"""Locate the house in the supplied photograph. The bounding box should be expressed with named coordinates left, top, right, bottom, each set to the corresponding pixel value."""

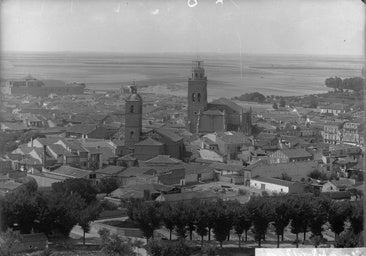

left=134, top=137, right=165, bottom=161
left=0, top=122, right=30, bottom=132
left=28, top=165, right=95, bottom=188
left=321, top=181, right=340, bottom=192
left=95, top=165, right=126, bottom=180
left=117, top=166, right=158, bottom=186
left=184, top=163, right=214, bottom=184
left=254, top=133, right=279, bottom=152
left=203, top=131, right=252, bottom=161
left=250, top=176, right=305, bottom=194
left=66, top=124, right=112, bottom=139
left=342, top=122, right=363, bottom=146
left=247, top=161, right=319, bottom=182
left=116, top=154, right=137, bottom=167
left=321, top=122, right=344, bottom=144
left=269, top=148, right=313, bottom=164
left=320, top=103, right=349, bottom=116
left=148, top=127, right=186, bottom=160
left=110, top=183, right=175, bottom=200
left=210, top=162, right=250, bottom=185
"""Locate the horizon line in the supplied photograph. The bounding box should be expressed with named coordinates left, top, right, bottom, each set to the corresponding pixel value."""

left=1, top=50, right=364, bottom=58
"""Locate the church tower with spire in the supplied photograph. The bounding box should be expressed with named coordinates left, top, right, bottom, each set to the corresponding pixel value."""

left=125, top=85, right=142, bottom=147
left=187, top=60, right=208, bottom=133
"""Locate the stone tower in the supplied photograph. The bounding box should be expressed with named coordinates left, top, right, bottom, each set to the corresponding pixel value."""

left=187, top=60, right=208, bottom=133
left=125, top=85, right=142, bottom=147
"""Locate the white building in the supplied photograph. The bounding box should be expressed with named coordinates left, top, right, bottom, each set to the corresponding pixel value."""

left=250, top=176, right=304, bottom=194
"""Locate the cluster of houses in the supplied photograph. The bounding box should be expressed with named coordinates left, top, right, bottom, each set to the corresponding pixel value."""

left=0, top=63, right=364, bottom=206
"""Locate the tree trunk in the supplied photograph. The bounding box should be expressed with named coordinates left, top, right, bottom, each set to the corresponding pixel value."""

left=296, top=233, right=299, bottom=248
left=277, top=234, right=280, bottom=248
left=245, top=230, right=248, bottom=242
left=263, top=233, right=265, bottom=241
left=201, top=235, right=204, bottom=248
left=238, top=234, right=242, bottom=248
left=169, top=229, right=172, bottom=240
left=83, top=230, right=86, bottom=245
left=220, top=241, right=223, bottom=248
left=227, top=233, right=230, bottom=241
left=303, top=231, right=306, bottom=244
left=190, top=230, right=193, bottom=240
left=208, top=228, right=211, bottom=241
left=335, top=232, right=339, bottom=242
left=281, top=232, right=284, bottom=242
left=258, top=237, right=261, bottom=248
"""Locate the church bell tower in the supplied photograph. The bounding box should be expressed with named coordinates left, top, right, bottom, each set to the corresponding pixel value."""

left=187, top=60, right=208, bottom=133
left=125, top=85, right=142, bottom=147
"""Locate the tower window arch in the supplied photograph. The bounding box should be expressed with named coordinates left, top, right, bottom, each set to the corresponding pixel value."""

left=130, top=130, right=134, bottom=138
left=192, top=93, right=195, bottom=102
left=197, top=93, right=201, bottom=102
left=130, top=105, right=134, bottom=113
left=195, top=73, right=198, bottom=78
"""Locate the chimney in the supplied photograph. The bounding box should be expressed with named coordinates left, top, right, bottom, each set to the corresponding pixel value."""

left=43, top=145, right=47, bottom=168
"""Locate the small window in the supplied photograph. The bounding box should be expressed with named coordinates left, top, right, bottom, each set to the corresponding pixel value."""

left=130, top=105, right=134, bottom=113
left=192, top=93, right=195, bottom=102
left=195, top=73, right=198, bottom=78
left=197, top=93, right=201, bottom=102
left=130, top=131, right=134, bottom=138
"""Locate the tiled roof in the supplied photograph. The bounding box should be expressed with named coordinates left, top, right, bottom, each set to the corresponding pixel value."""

left=51, top=165, right=92, bottom=179
left=251, top=176, right=295, bottom=187
left=48, top=144, right=70, bottom=156
left=216, top=131, right=251, bottom=144
left=248, top=161, right=318, bottom=181
left=155, top=128, right=183, bottom=142
left=67, top=124, right=97, bottom=134
left=134, top=137, right=164, bottom=146
left=34, top=137, right=62, bottom=146
left=202, top=109, right=224, bottom=116
left=209, top=98, right=244, bottom=113
left=0, top=122, right=29, bottom=131
left=118, top=154, right=137, bottom=161
left=96, top=165, right=126, bottom=175
left=145, top=155, right=182, bottom=165
left=280, top=148, right=312, bottom=158
left=210, top=162, right=245, bottom=172
left=118, top=167, right=157, bottom=177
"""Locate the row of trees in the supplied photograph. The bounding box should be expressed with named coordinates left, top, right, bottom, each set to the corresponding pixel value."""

left=325, top=76, right=364, bottom=92
left=0, top=178, right=119, bottom=245
left=127, top=194, right=363, bottom=248
left=233, top=92, right=266, bottom=103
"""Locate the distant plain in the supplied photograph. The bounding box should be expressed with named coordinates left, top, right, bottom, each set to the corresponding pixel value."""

left=1, top=52, right=363, bottom=99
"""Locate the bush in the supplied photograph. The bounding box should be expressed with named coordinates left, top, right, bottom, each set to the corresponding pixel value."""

left=238, top=189, right=248, bottom=196
left=146, top=240, right=191, bottom=256
left=100, top=199, right=118, bottom=211
left=335, top=230, right=363, bottom=248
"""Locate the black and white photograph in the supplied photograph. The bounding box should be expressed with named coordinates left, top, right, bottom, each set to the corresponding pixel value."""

left=0, top=0, right=364, bottom=255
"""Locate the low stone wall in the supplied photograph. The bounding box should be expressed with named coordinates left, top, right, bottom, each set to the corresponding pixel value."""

left=92, top=222, right=144, bottom=238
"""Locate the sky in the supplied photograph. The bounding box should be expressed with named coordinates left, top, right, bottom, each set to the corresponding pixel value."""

left=0, top=0, right=364, bottom=55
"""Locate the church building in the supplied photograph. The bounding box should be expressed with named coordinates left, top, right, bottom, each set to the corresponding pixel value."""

left=123, top=86, right=185, bottom=161
left=187, top=60, right=252, bottom=135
